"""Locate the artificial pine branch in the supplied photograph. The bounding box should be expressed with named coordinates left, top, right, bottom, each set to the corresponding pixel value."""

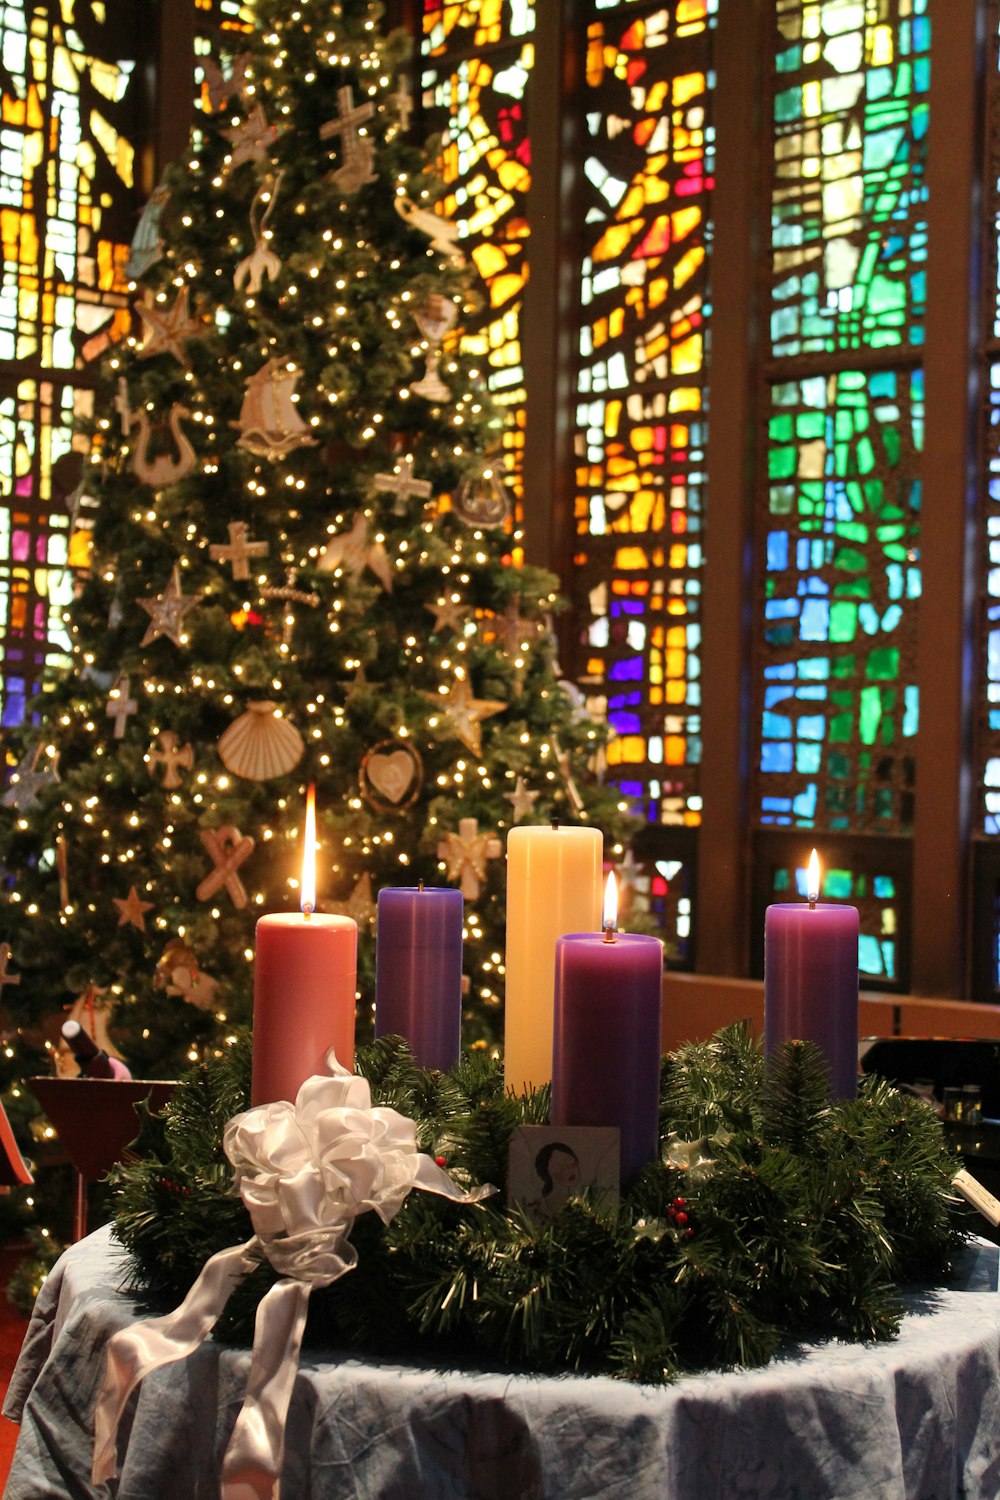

left=762, top=1038, right=832, bottom=1150
left=109, top=1028, right=969, bottom=1382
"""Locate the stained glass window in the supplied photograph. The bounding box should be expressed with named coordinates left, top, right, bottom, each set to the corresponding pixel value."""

left=421, top=1, right=535, bottom=514
left=0, top=1, right=139, bottom=724
left=568, top=2, right=716, bottom=966
left=757, top=367, right=921, bottom=832
left=981, top=7, right=1000, bottom=841
left=770, top=0, right=930, bottom=357
left=981, top=369, right=1000, bottom=838
left=754, top=0, right=929, bottom=986
left=571, top=4, right=716, bottom=830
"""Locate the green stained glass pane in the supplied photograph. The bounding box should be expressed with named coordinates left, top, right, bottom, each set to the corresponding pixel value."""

left=829, top=601, right=858, bottom=641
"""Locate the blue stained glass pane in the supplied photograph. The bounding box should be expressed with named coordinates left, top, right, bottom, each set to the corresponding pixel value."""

left=761, top=743, right=793, bottom=773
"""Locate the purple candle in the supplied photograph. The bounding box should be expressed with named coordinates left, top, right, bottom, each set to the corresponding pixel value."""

left=764, top=851, right=860, bottom=1098
left=552, top=878, right=664, bottom=1186
left=375, top=885, right=464, bottom=1071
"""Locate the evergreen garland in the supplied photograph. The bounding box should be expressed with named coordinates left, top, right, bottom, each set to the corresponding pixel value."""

left=109, top=1026, right=967, bottom=1384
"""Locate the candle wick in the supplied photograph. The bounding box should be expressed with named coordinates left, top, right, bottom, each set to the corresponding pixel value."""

left=303, top=904, right=314, bottom=922
left=808, top=897, right=816, bottom=911
left=418, top=879, right=424, bottom=892
left=603, top=921, right=616, bottom=944
left=551, top=817, right=559, bottom=831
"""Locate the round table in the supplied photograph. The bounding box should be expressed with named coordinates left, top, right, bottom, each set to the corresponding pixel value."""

left=4, top=1225, right=1000, bottom=1499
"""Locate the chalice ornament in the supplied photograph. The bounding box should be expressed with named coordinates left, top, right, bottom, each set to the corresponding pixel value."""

left=409, top=294, right=458, bottom=401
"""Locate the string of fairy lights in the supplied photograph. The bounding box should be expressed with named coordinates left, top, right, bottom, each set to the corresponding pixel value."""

left=0, top=2, right=626, bottom=1291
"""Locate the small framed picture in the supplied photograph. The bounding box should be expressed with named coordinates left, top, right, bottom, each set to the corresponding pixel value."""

left=507, top=1124, right=620, bottom=1221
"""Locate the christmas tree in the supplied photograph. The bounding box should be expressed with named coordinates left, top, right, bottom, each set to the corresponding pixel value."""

left=0, top=0, right=624, bottom=1096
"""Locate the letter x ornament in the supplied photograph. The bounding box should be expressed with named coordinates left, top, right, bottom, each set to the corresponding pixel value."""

left=196, top=826, right=255, bottom=909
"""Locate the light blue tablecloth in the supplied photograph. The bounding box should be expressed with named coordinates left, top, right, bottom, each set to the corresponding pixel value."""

left=3, top=1224, right=1000, bottom=1499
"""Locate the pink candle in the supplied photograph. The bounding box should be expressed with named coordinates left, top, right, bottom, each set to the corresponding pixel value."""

left=764, top=850, right=859, bottom=1099
left=552, top=876, right=664, bottom=1186
left=375, top=885, right=464, bottom=1071
left=251, top=788, right=358, bottom=1105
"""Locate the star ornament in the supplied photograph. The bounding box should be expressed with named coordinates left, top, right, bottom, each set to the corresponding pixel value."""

left=114, top=886, right=154, bottom=932
left=2, top=746, right=60, bottom=810
left=425, top=595, right=469, bottom=634
left=317, top=512, right=393, bottom=592
left=505, top=774, right=540, bottom=823
left=137, top=566, right=204, bottom=647
left=222, top=104, right=280, bottom=170
left=319, top=871, right=376, bottom=929
left=136, top=287, right=207, bottom=369
left=426, top=676, right=506, bottom=758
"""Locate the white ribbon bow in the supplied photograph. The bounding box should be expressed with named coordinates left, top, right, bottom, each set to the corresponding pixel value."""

left=92, top=1056, right=494, bottom=1499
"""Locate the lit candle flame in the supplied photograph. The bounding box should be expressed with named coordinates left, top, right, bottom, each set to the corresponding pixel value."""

left=603, top=870, right=618, bottom=934
left=807, top=848, right=820, bottom=906
left=301, top=784, right=317, bottom=918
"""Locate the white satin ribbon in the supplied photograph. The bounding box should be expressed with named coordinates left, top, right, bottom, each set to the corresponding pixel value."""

left=92, top=1055, right=494, bottom=1498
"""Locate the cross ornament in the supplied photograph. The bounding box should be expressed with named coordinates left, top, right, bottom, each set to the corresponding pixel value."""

left=392, top=76, right=413, bottom=133
left=437, top=817, right=502, bottom=901
left=196, top=825, right=255, bottom=909
left=210, top=520, right=269, bottom=581
left=0, top=943, right=20, bottom=994
left=107, top=676, right=139, bottom=739
left=147, top=731, right=194, bottom=789
left=320, top=84, right=374, bottom=142
left=373, top=454, right=432, bottom=514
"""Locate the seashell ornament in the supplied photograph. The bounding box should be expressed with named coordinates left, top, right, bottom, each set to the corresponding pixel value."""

left=217, top=701, right=304, bottom=781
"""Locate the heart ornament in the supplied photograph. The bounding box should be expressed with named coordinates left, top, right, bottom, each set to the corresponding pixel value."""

left=360, top=739, right=423, bottom=813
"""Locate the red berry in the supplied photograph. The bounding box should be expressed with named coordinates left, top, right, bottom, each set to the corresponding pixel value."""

left=435, top=1155, right=447, bottom=1167
left=674, top=1197, right=686, bottom=1210
left=675, top=1211, right=688, bottom=1226
left=685, top=1227, right=694, bottom=1240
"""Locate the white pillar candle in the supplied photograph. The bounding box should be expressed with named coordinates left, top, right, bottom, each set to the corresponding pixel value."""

left=504, top=823, right=603, bottom=1094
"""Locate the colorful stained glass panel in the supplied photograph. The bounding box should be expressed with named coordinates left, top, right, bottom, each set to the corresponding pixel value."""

left=572, top=5, right=715, bottom=827
left=771, top=0, right=930, bottom=357
left=981, top=365, right=1000, bottom=835
left=421, top=18, right=534, bottom=514
left=756, top=367, right=922, bottom=832
left=423, top=1, right=535, bottom=54
left=980, top=9, right=1000, bottom=838
left=0, top=1, right=137, bottom=721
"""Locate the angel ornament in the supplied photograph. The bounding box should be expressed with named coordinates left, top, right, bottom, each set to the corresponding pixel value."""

left=409, top=294, right=458, bottom=402
left=234, top=173, right=283, bottom=295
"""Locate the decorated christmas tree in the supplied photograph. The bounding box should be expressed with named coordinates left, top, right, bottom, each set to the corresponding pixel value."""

left=0, top=0, right=624, bottom=1096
